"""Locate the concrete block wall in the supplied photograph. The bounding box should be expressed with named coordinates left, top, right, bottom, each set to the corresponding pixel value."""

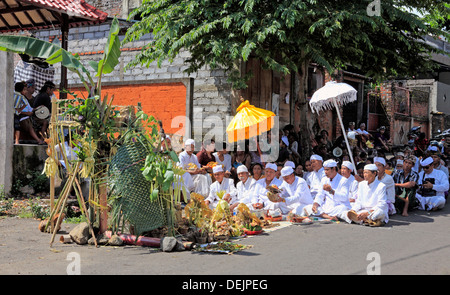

left=33, top=20, right=235, bottom=142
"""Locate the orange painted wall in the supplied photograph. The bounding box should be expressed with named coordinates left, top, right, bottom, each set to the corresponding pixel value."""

left=67, top=82, right=187, bottom=135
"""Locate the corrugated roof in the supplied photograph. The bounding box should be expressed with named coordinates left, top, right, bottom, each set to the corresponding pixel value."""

left=0, top=0, right=108, bottom=33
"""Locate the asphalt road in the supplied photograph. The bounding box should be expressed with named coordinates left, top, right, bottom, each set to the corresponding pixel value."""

left=1, top=203, right=449, bottom=277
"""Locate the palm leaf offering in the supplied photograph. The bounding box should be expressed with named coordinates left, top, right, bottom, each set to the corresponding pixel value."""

left=193, top=241, right=253, bottom=254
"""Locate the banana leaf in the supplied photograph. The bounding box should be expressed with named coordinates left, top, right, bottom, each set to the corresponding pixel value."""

left=96, top=17, right=121, bottom=77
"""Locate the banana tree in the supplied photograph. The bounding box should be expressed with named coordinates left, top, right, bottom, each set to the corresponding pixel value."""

left=0, top=18, right=122, bottom=233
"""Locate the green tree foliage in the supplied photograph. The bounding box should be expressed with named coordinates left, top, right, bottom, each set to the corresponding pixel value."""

left=123, top=0, right=449, bottom=88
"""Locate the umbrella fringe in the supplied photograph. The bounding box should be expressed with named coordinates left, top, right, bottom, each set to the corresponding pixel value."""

left=310, top=92, right=356, bottom=114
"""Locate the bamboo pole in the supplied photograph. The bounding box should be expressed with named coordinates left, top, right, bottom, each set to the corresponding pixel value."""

left=74, top=177, right=98, bottom=247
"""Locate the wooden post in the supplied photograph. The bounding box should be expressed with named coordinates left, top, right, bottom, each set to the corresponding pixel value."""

left=60, top=14, right=68, bottom=100
left=99, top=182, right=108, bottom=233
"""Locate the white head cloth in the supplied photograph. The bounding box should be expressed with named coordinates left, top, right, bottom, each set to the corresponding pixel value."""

left=310, top=154, right=323, bottom=162
left=185, top=138, right=195, bottom=146
left=213, top=165, right=224, bottom=173
left=265, top=163, right=277, bottom=171
left=420, top=157, right=433, bottom=167
left=342, top=161, right=354, bottom=172
left=374, top=157, right=386, bottom=166
left=281, top=166, right=294, bottom=177
left=364, top=164, right=378, bottom=171
left=284, top=161, right=295, bottom=168
left=323, top=159, right=338, bottom=168
left=237, top=165, right=248, bottom=174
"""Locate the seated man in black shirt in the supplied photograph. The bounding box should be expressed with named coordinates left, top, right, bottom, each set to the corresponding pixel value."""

left=392, top=155, right=419, bottom=216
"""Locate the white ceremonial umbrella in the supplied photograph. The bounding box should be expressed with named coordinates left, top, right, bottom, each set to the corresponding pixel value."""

left=309, top=81, right=358, bottom=168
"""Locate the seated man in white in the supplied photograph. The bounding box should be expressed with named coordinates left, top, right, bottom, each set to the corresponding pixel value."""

left=178, top=138, right=211, bottom=197
left=374, top=157, right=396, bottom=215
left=272, top=166, right=313, bottom=215
left=306, top=154, right=325, bottom=199
left=416, top=157, right=449, bottom=211
left=302, top=159, right=350, bottom=220
left=343, top=164, right=389, bottom=226
left=252, top=163, right=283, bottom=211
left=232, top=165, right=258, bottom=212
left=340, top=161, right=359, bottom=204
left=205, top=165, right=237, bottom=210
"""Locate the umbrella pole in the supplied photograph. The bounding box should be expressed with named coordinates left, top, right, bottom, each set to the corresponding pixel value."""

left=332, top=98, right=356, bottom=168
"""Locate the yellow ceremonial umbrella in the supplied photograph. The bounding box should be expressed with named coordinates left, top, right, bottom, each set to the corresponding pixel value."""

left=226, top=98, right=276, bottom=143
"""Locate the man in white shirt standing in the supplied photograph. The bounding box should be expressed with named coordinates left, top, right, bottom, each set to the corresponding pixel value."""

left=343, top=164, right=389, bottom=226
left=302, top=160, right=350, bottom=220
left=232, top=165, right=258, bottom=211
left=306, top=154, right=325, bottom=199
left=416, top=157, right=449, bottom=211
left=205, top=165, right=237, bottom=210
left=374, top=156, right=396, bottom=215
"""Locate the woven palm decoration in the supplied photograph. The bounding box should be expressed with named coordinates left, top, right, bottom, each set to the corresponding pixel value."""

left=108, top=140, right=167, bottom=237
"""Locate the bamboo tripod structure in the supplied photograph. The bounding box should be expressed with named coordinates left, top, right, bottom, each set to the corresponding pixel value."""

left=46, top=96, right=98, bottom=247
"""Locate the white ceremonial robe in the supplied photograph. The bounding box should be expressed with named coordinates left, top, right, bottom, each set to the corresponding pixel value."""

left=205, top=178, right=237, bottom=209
left=344, top=174, right=359, bottom=203
left=303, top=173, right=350, bottom=218
left=253, top=177, right=283, bottom=207
left=344, top=178, right=389, bottom=224
left=379, top=173, right=396, bottom=214
left=178, top=150, right=211, bottom=197
left=235, top=177, right=258, bottom=210
left=416, top=169, right=449, bottom=211
left=307, top=168, right=325, bottom=199
left=271, top=176, right=313, bottom=215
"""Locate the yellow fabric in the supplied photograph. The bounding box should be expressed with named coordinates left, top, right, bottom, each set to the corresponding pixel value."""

left=226, top=100, right=275, bottom=142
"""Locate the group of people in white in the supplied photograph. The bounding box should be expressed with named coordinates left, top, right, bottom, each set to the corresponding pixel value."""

left=176, top=138, right=449, bottom=227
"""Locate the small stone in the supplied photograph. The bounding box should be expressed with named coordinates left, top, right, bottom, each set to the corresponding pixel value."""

left=107, top=235, right=124, bottom=246
left=69, top=222, right=90, bottom=245
left=160, top=236, right=177, bottom=252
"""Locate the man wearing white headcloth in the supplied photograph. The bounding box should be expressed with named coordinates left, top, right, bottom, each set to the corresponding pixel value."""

left=343, top=164, right=389, bottom=226
left=232, top=165, right=258, bottom=211
left=302, top=160, right=350, bottom=220
left=340, top=161, right=360, bottom=204
left=178, top=139, right=211, bottom=197
left=284, top=160, right=296, bottom=169
left=374, top=156, right=396, bottom=215
left=205, top=165, right=237, bottom=209
left=265, top=166, right=313, bottom=215
left=253, top=163, right=283, bottom=211
left=415, top=157, right=448, bottom=211
left=306, top=154, right=325, bottom=199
